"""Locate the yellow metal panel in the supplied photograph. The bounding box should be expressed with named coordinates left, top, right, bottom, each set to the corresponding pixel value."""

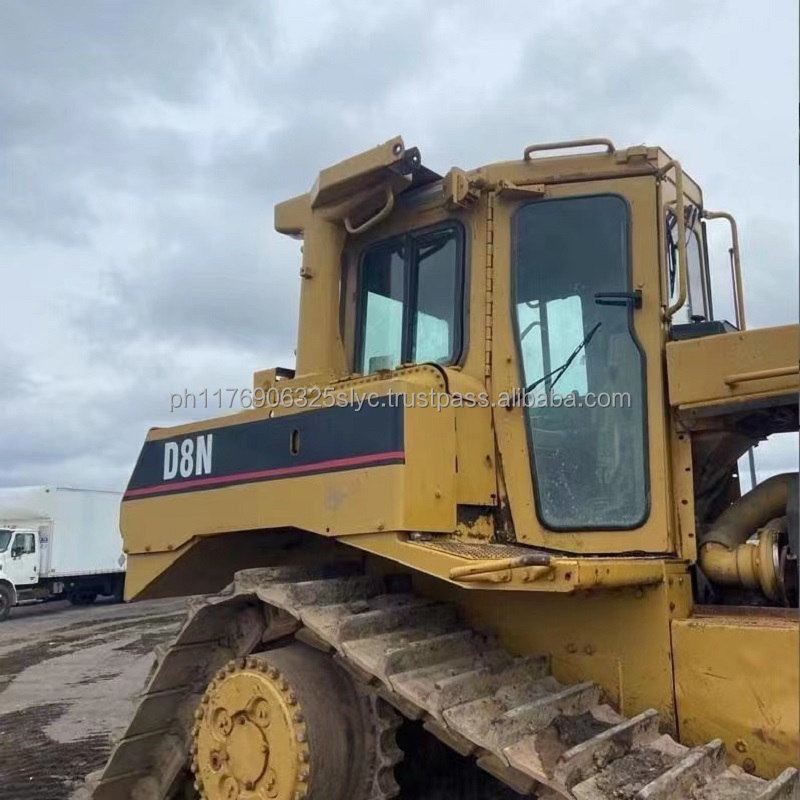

left=274, top=192, right=310, bottom=236
left=447, top=370, right=498, bottom=508
left=670, top=426, right=698, bottom=563
left=294, top=215, right=348, bottom=377
left=673, top=611, right=800, bottom=778
left=401, top=401, right=457, bottom=533
left=122, top=371, right=464, bottom=558
left=122, top=464, right=407, bottom=554
left=124, top=547, right=185, bottom=600
left=309, top=135, right=405, bottom=209
left=667, top=325, right=799, bottom=409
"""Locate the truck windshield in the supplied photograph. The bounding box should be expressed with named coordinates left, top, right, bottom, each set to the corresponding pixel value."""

left=512, top=195, right=649, bottom=530
left=0, top=529, right=11, bottom=552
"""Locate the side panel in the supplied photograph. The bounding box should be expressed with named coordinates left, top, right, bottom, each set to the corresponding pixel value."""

left=122, top=374, right=464, bottom=597
left=666, top=325, right=800, bottom=409
left=51, top=489, right=124, bottom=576
left=673, top=612, right=800, bottom=778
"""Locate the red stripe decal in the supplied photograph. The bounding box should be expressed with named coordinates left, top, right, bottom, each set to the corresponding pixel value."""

left=123, top=450, right=405, bottom=500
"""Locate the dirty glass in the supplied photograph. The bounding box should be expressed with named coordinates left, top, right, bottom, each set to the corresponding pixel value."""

left=513, top=195, right=649, bottom=530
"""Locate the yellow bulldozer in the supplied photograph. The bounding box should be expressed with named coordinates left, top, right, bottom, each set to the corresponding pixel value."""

left=91, top=137, right=799, bottom=800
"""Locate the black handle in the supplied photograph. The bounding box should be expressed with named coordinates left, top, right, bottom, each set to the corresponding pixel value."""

left=594, top=290, right=642, bottom=309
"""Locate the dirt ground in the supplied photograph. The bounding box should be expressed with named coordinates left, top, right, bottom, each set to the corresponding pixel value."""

left=0, top=598, right=519, bottom=800
left=0, top=597, right=186, bottom=800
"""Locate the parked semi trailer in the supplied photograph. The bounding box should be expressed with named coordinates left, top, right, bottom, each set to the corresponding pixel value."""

left=0, top=486, right=126, bottom=620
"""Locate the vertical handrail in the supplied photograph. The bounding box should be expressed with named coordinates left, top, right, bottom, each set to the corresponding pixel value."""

left=703, top=210, right=746, bottom=330
left=660, top=160, right=688, bottom=318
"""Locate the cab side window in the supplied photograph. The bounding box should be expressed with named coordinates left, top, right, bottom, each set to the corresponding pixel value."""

left=357, top=223, right=464, bottom=374
left=13, top=532, right=36, bottom=555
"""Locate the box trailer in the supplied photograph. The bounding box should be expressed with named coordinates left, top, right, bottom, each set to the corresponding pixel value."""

left=0, top=486, right=126, bottom=620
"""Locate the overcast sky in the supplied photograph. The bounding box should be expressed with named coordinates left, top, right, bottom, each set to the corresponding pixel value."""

left=1, top=0, right=797, bottom=491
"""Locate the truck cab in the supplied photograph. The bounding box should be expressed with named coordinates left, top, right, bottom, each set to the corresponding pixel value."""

left=0, top=526, right=39, bottom=617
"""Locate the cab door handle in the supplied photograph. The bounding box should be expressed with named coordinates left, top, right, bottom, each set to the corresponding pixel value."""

left=594, top=290, right=642, bottom=309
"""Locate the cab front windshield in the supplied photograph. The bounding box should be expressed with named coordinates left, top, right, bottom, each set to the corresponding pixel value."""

left=0, top=529, right=11, bottom=553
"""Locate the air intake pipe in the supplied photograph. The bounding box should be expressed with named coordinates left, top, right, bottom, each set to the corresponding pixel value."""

left=698, top=473, right=798, bottom=603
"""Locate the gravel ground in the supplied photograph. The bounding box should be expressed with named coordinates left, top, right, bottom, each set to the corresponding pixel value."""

left=0, top=597, right=186, bottom=800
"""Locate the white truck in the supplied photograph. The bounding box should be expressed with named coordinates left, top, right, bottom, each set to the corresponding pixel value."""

left=0, top=486, right=126, bottom=621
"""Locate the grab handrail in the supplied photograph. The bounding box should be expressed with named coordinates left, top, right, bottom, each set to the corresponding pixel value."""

left=523, top=138, right=615, bottom=160
left=660, top=160, right=689, bottom=319
left=703, top=210, right=746, bottom=330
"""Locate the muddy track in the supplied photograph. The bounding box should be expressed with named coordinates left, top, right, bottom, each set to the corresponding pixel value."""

left=91, top=566, right=800, bottom=800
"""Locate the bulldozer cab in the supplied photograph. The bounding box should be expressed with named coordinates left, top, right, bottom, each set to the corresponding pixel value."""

left=275, top=137, right=744, bottom=557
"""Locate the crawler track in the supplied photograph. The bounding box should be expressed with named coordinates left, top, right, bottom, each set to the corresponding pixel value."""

left=91, top=565, right=800, bottom=800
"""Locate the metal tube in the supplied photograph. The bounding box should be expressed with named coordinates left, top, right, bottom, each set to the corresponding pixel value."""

left=748, top=448, right=757, bottom=493
left=724, top=365, right=800, bottom=386
left=700, top=473, right=796, bottom=551
left=728, top=248, right=740, bottom=328
left=703, top=210, right=746, bottom=329
left=449, top=553, right=552, bottom=581
left=661, top=160, right=688, bottom=318
left=523, top=138, right=615, bottom=160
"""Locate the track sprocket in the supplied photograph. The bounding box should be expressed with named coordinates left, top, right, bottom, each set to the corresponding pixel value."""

left=191, top=643, right=400, bottom=800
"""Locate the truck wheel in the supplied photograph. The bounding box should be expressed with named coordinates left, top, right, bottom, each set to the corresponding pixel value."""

left=69, top=591, right=98, bottom=606
left=0, top=585, right=12, bottom=621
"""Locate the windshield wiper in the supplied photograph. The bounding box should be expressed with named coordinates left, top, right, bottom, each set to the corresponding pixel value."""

left=524, top=321, right=602, bottom=396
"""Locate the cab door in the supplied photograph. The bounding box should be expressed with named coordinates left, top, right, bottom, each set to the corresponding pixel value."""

left=7, top=532, right=39, bottom=586
left=491, top=175, right=674, bottom=554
